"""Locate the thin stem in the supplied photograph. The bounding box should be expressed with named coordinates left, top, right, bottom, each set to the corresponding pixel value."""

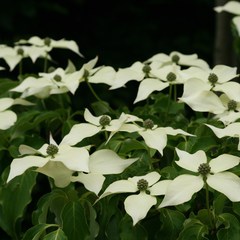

left=18, top=59, right=23, bottom=78
left=44, top=53, right=48, bottom=72
left=86, top=80, right=102, bottom=102
left=204, top=178, right=214, bottom=229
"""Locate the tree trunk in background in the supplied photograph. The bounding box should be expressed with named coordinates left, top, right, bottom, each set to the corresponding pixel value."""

left=214, top=0, right=237, bottom=66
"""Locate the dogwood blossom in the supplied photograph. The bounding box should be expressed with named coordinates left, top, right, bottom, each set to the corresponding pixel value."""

left=61, top=108, right=142, bottom=146
left=159, top=148, right=240, bottom=208
left=7, top=135, right=90, bottom=187
left=0, top=98, right=33, bottom=130
left=98, top=172, right=171, bottom=225
left=16, top=36, right=84, bottom=57
left=0, top=44, right=50, bottom=71
left=145, top=51, right=209, bottom=69
left=115, top=118, right=194, bottom=154
left=71, top=149, right=138, bottom=195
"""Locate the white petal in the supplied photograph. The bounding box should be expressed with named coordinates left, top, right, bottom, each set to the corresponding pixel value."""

left=175, top=148, right=207, bottom=172
left=84, top=108, right=102, bottom=125
left=210, top=154, right=240, bottom=173
left=61, top=123, right=101, bottom=146
left=0, top=98, right=14, bottom=111
left=212, top=65, right=238, bottom=83
left=214, top=1, right=240, bottom=15
left=149, top=180, right=172, bottom=196
left=89, top=66, right=116, bottom=85
left=159, top=175, right=203, bottom=208
left=205, top=123, right=240, bottom=138
left=7, top=156, right=47, bottom=182
left=139, top=128, right=167, bottom=155
left=71, top=172, right=105, bottom=195
left=164, top=126, right=194, bottom=136
left=37, top=161, right=73, bottom=188
left=89, top=149, right=138, bottom=174
left=134, top=78, right=169, bottom=103
left=99, top=180, right=137, bottom=199
left=124, top=192, right=157, bottom=225
left=0, top=111, right=17, bottom=129
left=214, top=82, right=240, bottom=102
left=207, top=172, right=240, bottom=201
left=54, top=145, right=89, bottom=172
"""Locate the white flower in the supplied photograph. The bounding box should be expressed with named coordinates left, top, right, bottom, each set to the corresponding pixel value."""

left=7, top=134, right=89, bottom=187
left=16, top=36, right=83, bottom=57
left=62, top=108, right=142, bottom=146
left=0, top=45, right=50, bottom=71
left=98, top=172, right=171, bottom=225
left=71, top=149, right=138, bottom=195
left=10, top=63, right=83, bottom=98
left=116, top=119, right=194, bottom=155
left=134, top=63, right=188, bottom=103
left=159, top=148, right=240, bottom=208
left=145, top=51, right=209, bottom=69
left=0, top=98, right=33, bottom=130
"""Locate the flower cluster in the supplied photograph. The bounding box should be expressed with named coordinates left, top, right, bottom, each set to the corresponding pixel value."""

left=1, top=6, right=240, bottom=238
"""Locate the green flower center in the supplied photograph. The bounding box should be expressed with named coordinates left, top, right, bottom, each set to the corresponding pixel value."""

left=48, top=66, right=56, bottom=73
left=143, top=119, right=154, bottom=129
left=228, top=100, right=237, bottom=111
left=208, top=73, right=218, bottom=86
left=142, top=64, right=151, bottom=74
left=137, top=179, right=148, bottom=191
left=99, top=115, right=111, bottom=126
left=17, top=48, right=24, bottom=56
left=166, top=72, right=177, bottom=82
left=44, top=37, right=51, bottom=46
left=198, top=163, right=211, bottom=176
left=46, top=144, right=59, bottom=157
left=171, top=54, right=180, bottom=64
left=53, top=74, right=62, bottom=82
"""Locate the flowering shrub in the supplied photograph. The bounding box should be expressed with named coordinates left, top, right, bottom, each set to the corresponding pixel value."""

left=1, top=3, right=240, bottom=239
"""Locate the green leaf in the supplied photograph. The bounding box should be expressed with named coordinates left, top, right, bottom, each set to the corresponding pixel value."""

left=156, top=208, right=185, bottom=240
left=22, top=224, right=58, bottom=240
left=61, top=201, right=90, bottom=240
left=0, top=169, right=37, bottom=239
left=178, top=219, right=209, bottom=240
left=42, top=228, right=68, bottom=240
left=217, top=213, right=240, bottom=240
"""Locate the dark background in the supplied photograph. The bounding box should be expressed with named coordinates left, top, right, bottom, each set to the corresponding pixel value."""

left=0, top=0, right=215, bottom=68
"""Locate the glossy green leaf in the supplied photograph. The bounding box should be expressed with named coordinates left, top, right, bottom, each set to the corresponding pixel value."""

left=42, top=228, right=68, bottom=240
left=217, top=213, right=240, bottom=240
left=0, top=169, right=37, bottom=239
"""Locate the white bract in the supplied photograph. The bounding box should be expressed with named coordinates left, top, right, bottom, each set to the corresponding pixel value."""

left=0, top=98, right=33, bottom=130
left=7, top=135, right=90, bottom=187
left=205, top=123, right=240, bottom=150
left=71, top=149, right=138, bottom=195
left=98, top=172, right=171, bottom=225
left=215, top=1, right=240, bottom=36
left=159, top=148, right=240, bottom=208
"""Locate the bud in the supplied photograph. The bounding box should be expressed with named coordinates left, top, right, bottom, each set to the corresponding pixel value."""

left=17, top=48, right=24, bottom=56
left=137, top=179, right=148, bottom=191
left=44, top=37, right=51, bottom=46
left=53, top=74, right=62, bottom=82
left=48, top=66, right=56, bottom=73
left=228, top=100, right=237, bottom=111
left=99, top=115, right=111, bottom=126
left=208, top=73, right=218, bottom=86
left=142, top=64, right=151, bottom=74
left=171, top=54, right=180, bottom=64
left=198, top=163, right=211, bottom=176
left=143, top=119, right=154, bottom=129
left=166, top=72, right=177, bottom=82
left=46, top=144, right=59, bottom=157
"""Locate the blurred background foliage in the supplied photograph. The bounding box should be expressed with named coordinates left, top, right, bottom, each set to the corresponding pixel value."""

left=0, top=0, right=215, bottom=68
